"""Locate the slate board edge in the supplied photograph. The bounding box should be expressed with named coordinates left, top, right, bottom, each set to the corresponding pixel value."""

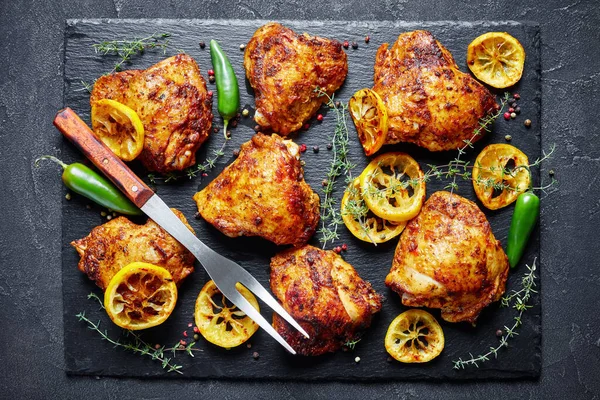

left=61, top=19, right=542, bottom=381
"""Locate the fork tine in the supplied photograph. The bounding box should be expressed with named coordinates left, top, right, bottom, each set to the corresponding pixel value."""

left=235, top=268, right=310, bottom=339
left=227, top=290, right=297, bottom=354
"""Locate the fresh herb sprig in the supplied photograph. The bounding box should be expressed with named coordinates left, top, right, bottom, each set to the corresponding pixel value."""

left=93, top=33, right=171, bottom=73
left=77, top=292, right=200, bottom=374
left=344, top=338, right=361, bottom=350
left=315, top=87, right=355, bottom=247
left=452, top=258, right=538, bottom=369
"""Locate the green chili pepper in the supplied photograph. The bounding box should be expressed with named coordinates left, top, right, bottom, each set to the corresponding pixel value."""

left=35, top=155, right=141, bottom=216
left=209, top=39, right=239, bottom=139
left=506, top=191, right=540, bottom=268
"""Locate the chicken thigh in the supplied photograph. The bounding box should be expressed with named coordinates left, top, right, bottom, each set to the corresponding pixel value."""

left=385, top=191, right=509, bottom=323
left=244, top=23, right=348, bottom=135
left=271, top=245, right=382, bottom=356
left=374, top=30, right=499, bottom=151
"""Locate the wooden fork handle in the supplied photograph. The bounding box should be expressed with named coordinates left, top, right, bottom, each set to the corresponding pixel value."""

left=53, top=107, right=154, bottom=208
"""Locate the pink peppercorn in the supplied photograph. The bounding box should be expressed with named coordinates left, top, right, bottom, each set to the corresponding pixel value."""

left=299, top=144, right=307, bottom=152
left=183, top=331, right=188, bottom=337
left=503, top=112, right=511, bottom=120
left=180, top=339, right=187, bottom=345
left=513, top=93, right=520, bottom=100
left=343, top=40, right=349, bottom=49
left=193, top=326, right=200, bottom=333
left=208, top=90, right=213, bottom=97
left=303, top=123, right=310, bottom=130
left=508, top=107, right=515, bottom=113
left=317, top=114, right=323, bottom=121
left=207, top=69, right=214, bottom=76
left=341, top=243, right=348, bottom=251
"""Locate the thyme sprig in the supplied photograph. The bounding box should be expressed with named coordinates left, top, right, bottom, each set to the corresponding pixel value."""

left=315, top=87, right=355, bottom=247
left=147, top=137, right=230, bottom=184
left=452, top=258, right=538, bottom=369
left=93, top=32, right=171, bottom=73
left=344, top=338, right=361, bottom=350
left=78, top=292, right=200, bottom=374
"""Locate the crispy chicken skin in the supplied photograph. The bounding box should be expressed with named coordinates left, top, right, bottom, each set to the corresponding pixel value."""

left=385, top=191, right=509, bottom=323
left=244, top=23, right=348, bottom=135
left=90, top=54, right=213, bottom=173
left=193, top=133, right=319, bottom=247
left=71, top=209, right=195, bottom=290
left=374, top=30, right=499, bottom=151
left=270, top=245, right=382, bottom=356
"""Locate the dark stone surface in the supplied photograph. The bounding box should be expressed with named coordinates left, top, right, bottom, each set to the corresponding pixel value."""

left=1, top=0, right=599, bottom=398
left=62, top=19, right=541, bottom=381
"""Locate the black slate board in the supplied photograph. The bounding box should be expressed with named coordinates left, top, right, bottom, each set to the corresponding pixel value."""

left=62, top=19, right=541, bottom=380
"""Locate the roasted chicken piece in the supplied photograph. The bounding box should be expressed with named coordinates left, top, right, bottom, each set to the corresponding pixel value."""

left=244, top=23, right=348, bottom=135
left=193, top=133, right=319, bottom=247
left=271, top=245, right=382, bottom=356
left=71, top=209, right=195, bottom=290
left=91, top=54, right=213, bottom=173
left=385, top=191, right=509, bottom=323
left=374, top=30, right=499, bottom=151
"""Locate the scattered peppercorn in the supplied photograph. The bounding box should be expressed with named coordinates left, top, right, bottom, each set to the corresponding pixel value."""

left=510, top=112, right=517, bottom=119
left=524, top=119, right=532, bottom=127
left=351, top=41, right=358, bottom=49
left=327, top=143, right=333, bottom=150
left=65, top=193, right=72, bottom=200
left=247, top=343, right=252, bottom=349
left=303, top=123, right=310, bottom=130
left=155, top=344, right=161, bottom=350
left=207, top=90, right=213, bottom=97
left=183, top=330, right=188, bottom=337
left=513, top=93, right=520, bottom=100
left=508, top=97, right=515, bottom=104
left=207, top=69, right=215, bottom=76
left=242, top=108, right=249, bottom=117
left=511, top=102, right=518, bottom=109
left=549, top=169, right=555, bottom=176
left=193, top=334, right=199, bottom=341
left=503, top=112, right=511, bottom=120
left=199, top=41, right=205, bottom=49
left=343, top=40, right=349, bottom=49
left=341, top=243, right=348, bottom=251
left=194, top=212, right=201, bottom=220
left=231, top=120, right=238, bottom=128
left=299, top=144, right=307, bottom=152
left=252, top=351, right=260, bottom=360
left=213, top=127, right=219, bottom=133
left=496, top=329, right=503, bottom=337
left=508, top=107, right=515, bottom=113
left=193, top=326, right=200, bottom=333
left=101, top=211, right=107, bottom=217
left=505, top=135, right=512, bottom=141
left=233, top=149, right=240, bottom=157
left=254, top=125, right=260, bottom=132
left=106, top=215, right=112, bottom=220
left=334, top=246, right=342, bottom=253
left=335, top=101, right=341, bottom=108
left=240, top=43, right=246, bottom=51
left=322, top=179, right=328, bottom=186
left=316, top=113, right=323, bottom=122
left=180, top=339, right=187, bottom=346
left=515, top=106, right=521, bottom=114
left=365, top=35, right=370, bottom=43
left=202, top=172, right=208, bottom=177
left=313, top=146, right=319, bottom=153
left=354, top=356, right=361, bottom=363
left=208, top=75, right=215, bottom=83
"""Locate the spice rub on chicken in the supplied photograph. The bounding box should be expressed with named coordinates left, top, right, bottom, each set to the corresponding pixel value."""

left=244, top=23, right=348, bottom=135
left=385, top=191, right=509, bottom=324
left=71, top=209, right=195, bottom=290
left=373, top=30, right=499, bottom=151
left=270, top=245, right=382, bottom=356
left=193, top=133, right=320, bottom=247
left=90, top=54, right=213, bottom=173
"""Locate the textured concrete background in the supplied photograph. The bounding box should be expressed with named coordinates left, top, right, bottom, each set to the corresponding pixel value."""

left=1, top=0, right=598, bottom=399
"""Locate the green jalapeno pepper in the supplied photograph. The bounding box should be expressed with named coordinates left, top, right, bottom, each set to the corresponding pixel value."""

left=506, top=191, right=540, bottom=268
left=209, top=39, right=239, bottom=138
left=35, top=155, right=141, bottom=215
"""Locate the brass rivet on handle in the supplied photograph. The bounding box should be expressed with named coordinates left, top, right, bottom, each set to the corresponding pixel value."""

left=102, top=158, right=109, bottom=165
left=132, top=185, right=138, bottom=192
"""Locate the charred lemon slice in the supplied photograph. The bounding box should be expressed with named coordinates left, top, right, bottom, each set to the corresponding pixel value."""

left=349, top=88, right=388, bottom=156
left=360, top=152, right=426, bottom=222
left=194, top=280, right=259, bottom=349
left=341, top=177, right=406, bottom=244
left=385, top=309, right=445, bottom=363
left=467, top=32, right=526, bottom=88
left=91, top=99, right=144, bottom=161
left=104, top=262, right=178, bottom=330
left=473, top=143, right=530, bottom=210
